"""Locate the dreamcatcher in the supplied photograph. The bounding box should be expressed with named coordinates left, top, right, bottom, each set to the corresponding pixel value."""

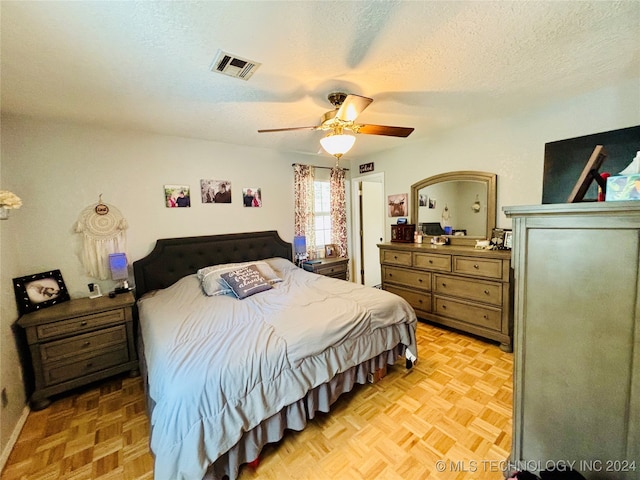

left=75, top=195, right=128, bottom=279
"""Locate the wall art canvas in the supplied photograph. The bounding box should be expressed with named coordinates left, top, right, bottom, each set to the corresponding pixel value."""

left=201, top=180, right=232, bottom=204
left=165, top=185, right=191, bottom=208
left=387, top=193, right=408, bottom=217
left=243, top=187, right=262, bottom=207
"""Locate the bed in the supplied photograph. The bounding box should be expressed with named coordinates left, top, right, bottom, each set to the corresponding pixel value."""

left=133, top=230, right=418, bottom=480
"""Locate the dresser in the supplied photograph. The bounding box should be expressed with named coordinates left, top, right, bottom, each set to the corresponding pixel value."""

left=504, top=202, right=640, bottom=479
left=17, top=292, right=139, bottom=410
left=379, top=242, right=513, bottom=351
left=303, top=257, right=349, bottom=280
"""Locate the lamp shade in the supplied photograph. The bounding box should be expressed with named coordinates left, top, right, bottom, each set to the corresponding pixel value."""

left=320, top=133, right=356, bottom=157
left=293, top=236, right=307, bottom=255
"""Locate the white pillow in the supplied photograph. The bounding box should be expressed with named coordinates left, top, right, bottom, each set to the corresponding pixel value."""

left=197, top=260, right=282, bottom=296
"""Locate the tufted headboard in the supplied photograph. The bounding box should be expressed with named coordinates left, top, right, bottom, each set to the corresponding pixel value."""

left=132, top=230, right=292, bottom=299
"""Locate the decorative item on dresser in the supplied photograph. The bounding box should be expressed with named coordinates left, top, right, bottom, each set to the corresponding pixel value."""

left=302, top=256, right=349, bottom=280
left=16, top=292, right=138, bottom=410
left=504, top=201, right=640, bottom=479
left=379, top=242, right=513, bottom=351
left=391, top=223, right=416, bottom=243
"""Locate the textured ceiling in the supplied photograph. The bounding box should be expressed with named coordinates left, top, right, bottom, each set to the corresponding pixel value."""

left=1, top=1, right=639, bottom=160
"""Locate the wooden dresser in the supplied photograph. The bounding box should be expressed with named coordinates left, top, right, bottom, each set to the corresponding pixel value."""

left=303, top=257, right=349, bottom=280
left=379, top=242, right=513, bottom=351
left=17, top=292, right=139, bottom=410
left=504, top=202, right=640, bottom=479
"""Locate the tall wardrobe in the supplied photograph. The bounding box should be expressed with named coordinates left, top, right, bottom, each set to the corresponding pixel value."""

left=504, top=202, right=639, bottom=479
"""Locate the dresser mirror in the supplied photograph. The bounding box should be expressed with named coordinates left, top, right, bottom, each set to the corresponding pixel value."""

left=411, top=171, right=497, bottom=246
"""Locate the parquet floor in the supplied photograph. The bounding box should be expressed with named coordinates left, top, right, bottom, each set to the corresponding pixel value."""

left=2, top=321, right=513, bottom=480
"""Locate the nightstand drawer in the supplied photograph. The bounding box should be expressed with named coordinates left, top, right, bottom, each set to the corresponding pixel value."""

left=383, top=266, right=431, bottom=291
left=453, top=256, right=503, bottom=279
left=40, top=326, right=127, bottom=363
left=433, top=274, right=502, bottom=306
left=36, top=309, right=125, bottom=340
left=413, top=252, right=451, bottom=272
left=43, top=347, right=130, bottom=386
left=315, top=262, right=347, bottom=277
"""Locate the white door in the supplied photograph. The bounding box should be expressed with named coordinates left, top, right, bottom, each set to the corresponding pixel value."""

left=351, top=173, right=385, bottom=286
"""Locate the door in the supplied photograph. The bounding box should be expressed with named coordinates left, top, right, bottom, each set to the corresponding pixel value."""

left=352, top=173, right=385, bottom=286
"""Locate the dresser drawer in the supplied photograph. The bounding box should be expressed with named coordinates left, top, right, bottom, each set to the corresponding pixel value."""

left=413, top=252, right=451, bottom=272
left=384, top=285, right=431, bottom=313
left=383, top=267, right=431, bottom=290
left=39, top=326, right=127, bottom=364
left=433, top=296, right=501, bottom=330
left=36, top=308, right=125, bottom=340
left=433, top=274, right=502, bottom=306
left=380, top=249, right=412, bottom=266
left=43, top=347, right=130, bottom=386
left=453, top=256, right=504, bottom=280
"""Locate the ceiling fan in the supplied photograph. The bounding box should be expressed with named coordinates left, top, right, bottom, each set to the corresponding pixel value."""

left=258, top=92, right=414, bottom=161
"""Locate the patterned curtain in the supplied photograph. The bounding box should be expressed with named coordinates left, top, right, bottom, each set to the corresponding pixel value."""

left=330, top=167, right=348, bottom=258
left=293, top=164, right=316, bottom=258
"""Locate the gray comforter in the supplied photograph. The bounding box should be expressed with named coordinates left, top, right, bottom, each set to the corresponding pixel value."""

left=137, top=257, right=417, bottom=480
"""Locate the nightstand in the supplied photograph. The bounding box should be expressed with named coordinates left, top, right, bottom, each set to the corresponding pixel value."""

left=303, top=257, right=349, bottom=280
left=16, top=292, right=139, bottom=410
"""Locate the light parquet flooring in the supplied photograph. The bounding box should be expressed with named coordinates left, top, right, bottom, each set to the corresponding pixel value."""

left=2, top=322, right=513, bottom=480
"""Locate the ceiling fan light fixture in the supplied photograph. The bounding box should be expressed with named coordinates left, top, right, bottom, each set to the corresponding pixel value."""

left=320, top=132, right=356, bottom=158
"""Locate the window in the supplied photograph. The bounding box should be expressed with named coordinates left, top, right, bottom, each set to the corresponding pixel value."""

left=314, top=180, right=331, bottom=246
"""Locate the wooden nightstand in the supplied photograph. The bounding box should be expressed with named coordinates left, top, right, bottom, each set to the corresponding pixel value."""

left=303, top=257, right=349, bottom=280
left=16, top=292, right=139, bottom=410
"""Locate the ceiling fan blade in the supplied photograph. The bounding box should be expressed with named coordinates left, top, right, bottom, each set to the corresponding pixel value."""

left=335, top=94, right=373, bottom=122
left=357, top=124, right=414, bottom=137
left=258, top=126, right=318, bottom=133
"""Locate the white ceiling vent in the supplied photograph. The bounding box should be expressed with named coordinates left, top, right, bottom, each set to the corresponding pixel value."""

left=210, top=50, right=261, bottom=81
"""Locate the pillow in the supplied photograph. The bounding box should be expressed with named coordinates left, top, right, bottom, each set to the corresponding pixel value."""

left=198, top=261, right=282, bottom=296
left=219, top=265, right=273, bottom=299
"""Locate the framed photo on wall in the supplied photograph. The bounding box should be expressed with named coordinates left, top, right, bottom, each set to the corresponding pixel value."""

left=13, top=269, right=70, bottom=315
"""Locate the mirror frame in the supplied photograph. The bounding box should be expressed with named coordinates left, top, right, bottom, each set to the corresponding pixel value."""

left=411, top=171, right=497, bottom=246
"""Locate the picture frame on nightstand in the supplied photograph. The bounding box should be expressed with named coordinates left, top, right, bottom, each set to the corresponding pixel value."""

left=324, top=244, right=338, bottom=258
left=13, top=269, right=70, bottom=315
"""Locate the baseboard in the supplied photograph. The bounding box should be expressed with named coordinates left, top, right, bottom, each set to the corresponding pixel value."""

left=0, top=405, right=30, bottom=474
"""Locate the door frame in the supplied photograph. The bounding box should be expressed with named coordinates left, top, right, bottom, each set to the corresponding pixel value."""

left=350, top=172, right=385, bottom=285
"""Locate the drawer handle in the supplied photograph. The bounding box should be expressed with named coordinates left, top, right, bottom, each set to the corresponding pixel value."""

left=393, top=255, right=398, bottom=260
left=474, top=264, right=479, bottom=269
left=80, top=321, right=88, bottom=326
left=83, top=341, right=91, bottom=347
left=441, top=282, right=446, bottom=287
left=428, top=260, right=433, bottom=264
left=484, top=290, right=490, bottom=295
left=441, top=305, right=447, bottom=309
left=418, top=278, right=422, bottom=283
left=86, top=362, right=93, bottom=369
left=388, top=273, right=393, bottom=277
left=483, top=314, right=488, bottom=319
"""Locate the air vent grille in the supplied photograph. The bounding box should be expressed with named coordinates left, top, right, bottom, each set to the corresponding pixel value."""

left=210, top=50, right=261, bottom=81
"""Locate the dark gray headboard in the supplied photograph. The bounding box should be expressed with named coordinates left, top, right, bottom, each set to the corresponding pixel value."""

left=133, top=230, right=292, bottom=298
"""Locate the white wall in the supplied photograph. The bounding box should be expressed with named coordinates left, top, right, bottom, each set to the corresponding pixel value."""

left=0, top=116, right=333, bottom=458
left=357, top=79, right=640, bottom=236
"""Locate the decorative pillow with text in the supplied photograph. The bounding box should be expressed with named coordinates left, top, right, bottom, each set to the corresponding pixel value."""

left=219, top=265, right=273, bottom=300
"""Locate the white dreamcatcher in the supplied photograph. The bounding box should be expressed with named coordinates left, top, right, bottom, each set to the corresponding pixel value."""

left=75, top=195, right=128, bottom=279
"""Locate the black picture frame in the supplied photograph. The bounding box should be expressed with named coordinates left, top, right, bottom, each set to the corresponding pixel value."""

left=13, top=269, right=70, bottom=315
